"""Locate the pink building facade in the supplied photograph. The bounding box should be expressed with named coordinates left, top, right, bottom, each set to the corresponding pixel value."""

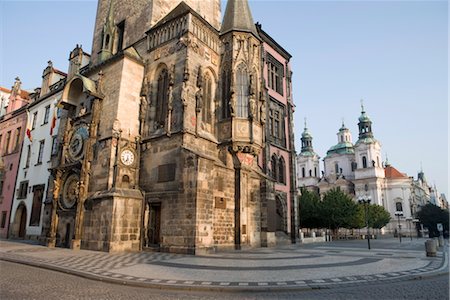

left=0, top=78, right=29, bottom=238
left=258, top=25, right=298, bottom=240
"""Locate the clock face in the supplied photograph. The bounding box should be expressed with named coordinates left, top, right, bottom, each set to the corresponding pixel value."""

left=68, top=126, right=88, bottom=162
left=61, top=174, right=79, bottom=209
left=120, top=149, right=135, bottom=166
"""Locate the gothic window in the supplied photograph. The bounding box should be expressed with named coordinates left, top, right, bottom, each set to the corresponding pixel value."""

left=236, top=66, right=248, bottom=117
left=396, top=202, right=403, bottom=212
left=267, top=54, right=284, bottom=95
left=278, top=157, right=285, bottom=184
left=271, top=155, right=278, bottom=180
left=202, top=73, right=212, bottom=124
left=268, top=99, right=286, bottom=147
left=362, top=156, right=367, bottom=168
left=155, top=68, right=169, bottom=126
left=221, top=70, right=230, bottom=119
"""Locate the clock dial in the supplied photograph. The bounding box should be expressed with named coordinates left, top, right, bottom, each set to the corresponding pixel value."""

left=61, top=174, right=79, bottom=209
left=120, top=149, right=135, bottom=166
left=67, top=126, right=88, bottom=162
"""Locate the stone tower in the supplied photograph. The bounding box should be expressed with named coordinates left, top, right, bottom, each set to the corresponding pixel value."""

left=46, top=0, right=293, bottom=254
left=91, top=0, right=221, bottom=65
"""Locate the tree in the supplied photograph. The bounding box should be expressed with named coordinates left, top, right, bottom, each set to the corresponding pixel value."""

left=368, top=204, right=391, bottom=229
left=321, top=188, right=359, bottom=231
left=417, top=204, right=449, bottom=238
left=298, top=188, right=323, bottom=228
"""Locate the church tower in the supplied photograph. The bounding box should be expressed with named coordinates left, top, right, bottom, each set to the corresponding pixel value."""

left=297, top=120, right=320, bottom=193
left=353, top=102, right=385, bottom=206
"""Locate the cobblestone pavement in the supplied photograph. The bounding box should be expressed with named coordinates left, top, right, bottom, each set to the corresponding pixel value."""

left=0, top=238, right=448, bottom=292
left=1, top=260, right=448, bottom=300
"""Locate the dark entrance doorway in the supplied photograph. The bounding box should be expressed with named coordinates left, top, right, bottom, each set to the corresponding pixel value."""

left=146, top=203, right=161, bottom=247
left=18, top=206, right=27, bottom=238
left=64, top=223, right=71, bottom=248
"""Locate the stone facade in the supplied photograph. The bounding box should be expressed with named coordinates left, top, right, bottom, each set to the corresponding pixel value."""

left=43, top=0, right=297, bottom=254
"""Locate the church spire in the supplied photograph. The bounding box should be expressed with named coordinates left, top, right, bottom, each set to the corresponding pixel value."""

left=220, top=0, right=258, bottom=37
left=301, top=118, right=314, bottom=153
left=358, top=99, right=373, bottom=140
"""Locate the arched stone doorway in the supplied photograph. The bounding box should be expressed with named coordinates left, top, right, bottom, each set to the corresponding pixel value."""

left=11, top=203, right=27, bottom=238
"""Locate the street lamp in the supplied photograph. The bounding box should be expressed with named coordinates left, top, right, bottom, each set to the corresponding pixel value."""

left=358, top=195, right=371, bottom=250
left=406, top=217, right=412, bottom=241
left=395, top=211, right=404, bottom=243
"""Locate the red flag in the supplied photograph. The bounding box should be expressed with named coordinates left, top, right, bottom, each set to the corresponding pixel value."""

left=50, top=100, right=62, bottom=136
left=26, top=110, right=33, bottom=142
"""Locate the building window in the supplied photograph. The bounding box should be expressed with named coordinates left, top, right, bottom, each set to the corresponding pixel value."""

left=314, top=167, right=317, bottom=177
left=351, top=161, right=357, bottom=171
left=236, top=65, right=248, bottom=118
left=0, top=211, right=6, bottom=228
left=302, top=167, right=305, bottom=178
left=396, top=202, right=403, bottom=212
left=362, top=156, right=367, bottom=168
left=155, top=68, right=169, bottom=127
left=116, top=20, right=125, bottom=52
left=51, top=136, right=58, bottom=156
left=267, top=54, right=284, bottom=95
left=36, top=140, right=45, bottom=164
left=335, top=163, right=339, bottom=174
left=268, top=100, right=286, bottom=147
left=31, top=112, right=38, bottom=130
left=221, top=70, right=230, bottom=119
left=0, top=180, right=3, bottom=195
left=4, top=131, right=11, bottom=154
left=17, top=181, right=29, bottom=199
left=24, top=145, right=31, bottom=168
left=278, top=157, right=286, bottom=184
left=202, top=73, right=212, bottom=124
left=271, top=155, right=278, bottom=180
left=43, top=105, right=50, bottom=124
left=14, top=127, right=21, bottom=151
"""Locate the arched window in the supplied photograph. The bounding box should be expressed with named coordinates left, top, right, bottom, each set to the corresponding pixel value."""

left=314, top=167, right=317, bottom=177
left=221, top=70, right=230, bottom=119
left=362, top=156, right=367, bottom=168
left=236, top=66, right=248, bottom=117
left=271, top=155, right=278, bottom=180
left=335, top=163, right=339, bottom=174
left=301, top=167, right=305, bottom=178
left=202, top=73, right=212, bottom=124
left=396, top=202, right=403, bottom=212
left=155, top=68, right=169, bottom=126
left=278, top=157, right=285, bottom=184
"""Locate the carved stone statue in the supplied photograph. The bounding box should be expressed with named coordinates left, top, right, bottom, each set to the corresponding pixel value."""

left=229, top=89, right=236, bottom=117
left=249, top=97, right=256, bottom=119
left=195, top=88, right=203, bottom=113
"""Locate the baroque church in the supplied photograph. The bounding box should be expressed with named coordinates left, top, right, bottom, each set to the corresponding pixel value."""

left=40, top=0, right=297, bottom=254
left=297, top=104, right=423, bottom=235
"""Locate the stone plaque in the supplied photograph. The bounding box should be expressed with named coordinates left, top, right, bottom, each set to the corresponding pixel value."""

left=157, top=163, right=176, bottom=182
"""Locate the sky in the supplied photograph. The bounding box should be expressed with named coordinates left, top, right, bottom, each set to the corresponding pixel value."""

left=1, top=0, right=448, bottom=196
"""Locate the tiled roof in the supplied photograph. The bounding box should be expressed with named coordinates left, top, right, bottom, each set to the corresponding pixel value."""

left=385, top=165, right=408, bottom=179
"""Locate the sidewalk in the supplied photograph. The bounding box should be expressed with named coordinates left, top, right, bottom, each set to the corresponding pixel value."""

left=0, top=238, right=447, bottom=291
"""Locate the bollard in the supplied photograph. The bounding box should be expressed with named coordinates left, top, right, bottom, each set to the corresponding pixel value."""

left=425, top=239, right=437, bottom=257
